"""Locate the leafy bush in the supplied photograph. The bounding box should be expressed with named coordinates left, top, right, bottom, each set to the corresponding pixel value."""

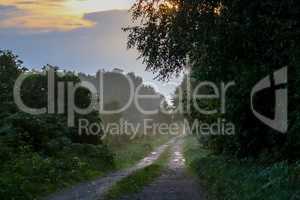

left=0, top=50, right=115, bottom=199
left=0, top=144, right=114, bottom=200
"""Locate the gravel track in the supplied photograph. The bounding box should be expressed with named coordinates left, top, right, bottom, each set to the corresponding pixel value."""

left=45, top=138, right=177, bottom=200
left=118, top=139, right=206, bottom=200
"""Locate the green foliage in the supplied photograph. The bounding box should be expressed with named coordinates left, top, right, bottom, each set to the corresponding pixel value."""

left=195, top=157, right=289, bottom=200
left=126, top=0, right=300, bottom=160
left=0, top=144, right=114, bottom=200
left=184, top=137, right=295, bottom=200
left=104, top=164, right=162, bottom=200
left=1, top=113, right=71, bottom=151
left=0, top=50, right=175, bottom=199
left=0, top=50, right=26, bottom=119
left=0, top=51, right=115, bottom=199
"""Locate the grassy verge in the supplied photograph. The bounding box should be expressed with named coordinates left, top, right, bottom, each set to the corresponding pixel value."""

left=0, top=143, right=115, bottom=200
left=106, top=134, right=172, bottom=169
left=103, top=145, right=171, bottom=200
left=183, top=137, right=297, bottom=200
left=0, top=134, right=172, bottom=200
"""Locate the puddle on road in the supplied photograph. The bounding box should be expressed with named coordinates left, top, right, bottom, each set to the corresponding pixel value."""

left=170, top=144, right=186, bottom=169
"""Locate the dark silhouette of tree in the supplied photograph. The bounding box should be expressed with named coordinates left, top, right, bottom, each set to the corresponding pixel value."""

left=125, top=0, right=300, bottom=160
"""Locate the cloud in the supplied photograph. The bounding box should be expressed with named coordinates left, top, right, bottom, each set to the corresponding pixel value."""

left=0, top=14, right=94, bottom=31
left=0, top=5, right=23, bottom=18
left=0, top=0, right=94, bottom=31
left=0, top=10, right=136, bottom=72
left=0, top=9, right=178, bottom=97
left=0, top=0, right=135, bottom=31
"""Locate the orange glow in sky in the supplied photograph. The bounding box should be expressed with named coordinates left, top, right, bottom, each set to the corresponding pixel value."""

left=0, top=0, right=134, bottom=31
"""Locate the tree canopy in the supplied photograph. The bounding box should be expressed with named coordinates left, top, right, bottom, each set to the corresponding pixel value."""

left=126, top=0, right=300, bottom=161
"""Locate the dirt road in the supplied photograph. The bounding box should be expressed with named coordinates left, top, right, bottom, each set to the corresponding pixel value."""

left=45, top=138, right=176, bottom=200
left=118, top=139, right=206, bottom=200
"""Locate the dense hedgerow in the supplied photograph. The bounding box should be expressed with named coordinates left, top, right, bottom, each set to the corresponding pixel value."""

left=0, top=50, right=115, bottom=199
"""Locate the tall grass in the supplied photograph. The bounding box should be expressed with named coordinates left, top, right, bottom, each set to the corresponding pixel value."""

left=184, top=137, right=296, bottom=200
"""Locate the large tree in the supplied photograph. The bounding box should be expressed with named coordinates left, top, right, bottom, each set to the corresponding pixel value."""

left=125, top=0, right=300, bottom=160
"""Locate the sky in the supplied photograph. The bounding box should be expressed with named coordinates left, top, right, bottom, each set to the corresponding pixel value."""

left=0, top=0, right=181, bottom=99
left=0, top=0, right=135, bottom=30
